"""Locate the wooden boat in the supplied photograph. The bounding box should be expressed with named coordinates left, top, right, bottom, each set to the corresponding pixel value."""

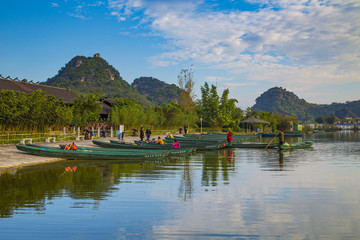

left=163, top=139, right=228, bottom=146
left=231, top=143, right=278, bottom=149
left=16, top=144, right=169, bottom=160
left=28, top=144, right=196, bottom=156
left=100, top=140, right=175, bottom=149
left=278, top=140, right=314, bottom=150
left=168, top=133, right=258, bottom=144
left=261, top=132, right=305, bottom=137
left=105, top=139, right=226, bottom=151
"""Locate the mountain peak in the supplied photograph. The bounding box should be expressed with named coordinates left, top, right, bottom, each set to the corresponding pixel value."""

left=253, top=87, right=359, bottom=121
left=44, top=54, right=180, bottom=107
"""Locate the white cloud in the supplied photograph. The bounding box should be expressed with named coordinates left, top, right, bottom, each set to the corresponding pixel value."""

left=108, top=0, right=360, bottom=104
left=205, top=76, right=233, bottom=82
left=108, top=0, right=144, bottom=21
left=51, top=3, right=59, bottom=7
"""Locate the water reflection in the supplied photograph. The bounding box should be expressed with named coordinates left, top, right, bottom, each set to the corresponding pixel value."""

left=0, top=160, right=172, bottom=218
left=0, top=132, right=360, bottom=239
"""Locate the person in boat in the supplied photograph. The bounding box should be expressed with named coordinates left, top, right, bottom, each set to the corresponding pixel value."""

left=156, top=136, right=165, bottom=145
left=146, top=127, right=152, bottom=141
left=62, top=142, right=77, bottom=150
left=69, top=142, right=77, bottom=150
left=277, top=129, right=285, bottom=146
left=172, top=139, right=180, bottom=148
left=226, top=130, right=233, bottom=142
left=63, top=143, right=71, bottom=150
left=140, top=127, right=144, bottom=142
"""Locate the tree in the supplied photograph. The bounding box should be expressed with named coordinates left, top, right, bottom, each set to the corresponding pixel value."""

left=315, top=116, right=326, bottom=123
left=218, top=88, right=238, bottom=128
left=72, top=93, right=102, bottom=126
left=199, top=82, right=238, bottom=130
left=325, top=114, right=337, bottom=124
left=178, top=66, right=196, bottom=112
left=0, top=90, right=29, bottom=128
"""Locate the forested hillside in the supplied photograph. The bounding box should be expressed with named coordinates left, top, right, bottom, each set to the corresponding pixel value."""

left=131, top=77, right=181, bottom=105
left=253, top=87, right=360, bottom=121
left=45, top=54, right=152, bottom=106
left=45, top=54, right=181, bottom=106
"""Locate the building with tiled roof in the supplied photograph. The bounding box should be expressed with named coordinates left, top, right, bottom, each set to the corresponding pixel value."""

left=0, top=77, right=77, bottom=103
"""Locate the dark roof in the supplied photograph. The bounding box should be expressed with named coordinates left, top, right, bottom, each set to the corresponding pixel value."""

left=240, top=117, right=270, bottom=125
left=0, top=78, right=77, bottom=102
left=100, top=102, right=112, bottom=115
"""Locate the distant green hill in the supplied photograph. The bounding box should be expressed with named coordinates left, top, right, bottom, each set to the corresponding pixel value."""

left=45, top=54, right=152, bottom=106
left=131, top=77, right=181, bottom=105
left=253, top=87, right=360, bottom=121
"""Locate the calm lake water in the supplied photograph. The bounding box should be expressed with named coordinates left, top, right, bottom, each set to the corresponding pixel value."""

left=1, top=132, right=359, bottom=240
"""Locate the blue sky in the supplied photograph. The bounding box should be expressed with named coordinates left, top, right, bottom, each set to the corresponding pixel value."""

left=1, top=0, right=359, bottom=109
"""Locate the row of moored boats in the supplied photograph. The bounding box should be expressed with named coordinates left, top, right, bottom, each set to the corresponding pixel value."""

left=15, top=133, right=314, bottom=160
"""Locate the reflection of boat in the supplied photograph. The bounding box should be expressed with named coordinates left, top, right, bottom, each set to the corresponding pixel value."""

left=231, top=143, right=278, bottom=149
left=278, top=140, right=314, bottom=150
left=16, top=144, right=170, bottom=160
left=313, top=130, right=326, bottom=133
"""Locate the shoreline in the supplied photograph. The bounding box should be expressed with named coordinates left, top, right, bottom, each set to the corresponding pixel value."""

left=0, top=135, right=170, bottom=171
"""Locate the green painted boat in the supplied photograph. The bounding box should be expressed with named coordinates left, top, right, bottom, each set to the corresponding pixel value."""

left=278, top=140, right=314, bottom=150
left=27, top=144, right=196, bottom=156
left=16, top=144, right=169, bottom=160
left=231, top=143, right=278, bottom=149
left=168, top=133, right=258, bottom=144
left=105, top=139, right=226, bottom=151
left=261, top=132, right=305, bottom=137
left=101, top=140, right=175, bottom=149
left=165, top=137, right=226, bottom=143
left=163, top=139, right=228, bottom=146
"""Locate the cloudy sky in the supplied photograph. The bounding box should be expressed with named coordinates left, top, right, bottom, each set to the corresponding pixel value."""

left=1, top=0, right=359, bottom=108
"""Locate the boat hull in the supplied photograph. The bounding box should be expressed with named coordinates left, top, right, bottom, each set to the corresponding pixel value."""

left=231, top=143, right=278, bottom=149
left=16, top=144, right=169, bottom=160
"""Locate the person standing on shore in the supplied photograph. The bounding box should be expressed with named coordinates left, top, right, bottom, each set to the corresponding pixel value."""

left=140, top=127, right=145, bottom=142
left=184, top=124, right=188, bottom=134
left=146, top=127, right=152, bottom=141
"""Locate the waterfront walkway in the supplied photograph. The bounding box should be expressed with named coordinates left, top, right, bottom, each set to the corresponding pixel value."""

left=0, top=135, right=168, bottom=171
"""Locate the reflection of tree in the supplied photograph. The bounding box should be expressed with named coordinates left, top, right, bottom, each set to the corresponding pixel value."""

left=178, top=158, right=193, bottom=201
left=201, top=150, right=235, bottom=187
left=0, top=161, right=160, bottom=218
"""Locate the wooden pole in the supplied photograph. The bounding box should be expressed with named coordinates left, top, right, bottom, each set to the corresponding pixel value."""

left=265, top=134, right=277, bottom=150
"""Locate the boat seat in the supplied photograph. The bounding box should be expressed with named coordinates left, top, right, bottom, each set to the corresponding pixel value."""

left=20, top=138, right=33, bottom=145
left=45, top=137, right=56, bottom=143
left=76, top=136, right=85, bottom=140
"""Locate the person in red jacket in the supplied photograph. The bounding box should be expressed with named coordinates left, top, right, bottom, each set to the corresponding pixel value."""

left=226, top=130, right=233, bottom=142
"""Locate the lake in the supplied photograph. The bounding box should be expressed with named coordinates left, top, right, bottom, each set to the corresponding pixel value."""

left=0, top=131, right=359, bottom=239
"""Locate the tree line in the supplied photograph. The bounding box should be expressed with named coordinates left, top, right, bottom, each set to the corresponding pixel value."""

left=0, top=68, right=299, bottom=132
